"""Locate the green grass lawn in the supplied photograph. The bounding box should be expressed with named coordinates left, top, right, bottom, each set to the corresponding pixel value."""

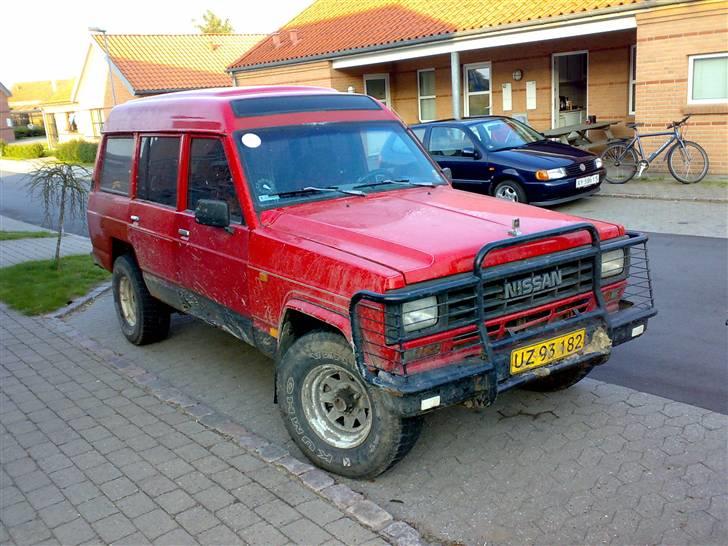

left=0, top=230, right=55, bottom=241
left=0, top=254, right=110, bottom=315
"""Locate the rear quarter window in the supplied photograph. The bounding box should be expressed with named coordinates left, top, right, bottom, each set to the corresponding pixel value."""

left=99, top=137, right=134, bottom=195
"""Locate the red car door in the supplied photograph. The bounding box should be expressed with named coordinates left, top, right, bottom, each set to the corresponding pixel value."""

left=127, top=135, right=183, bottom=286
left=175, top=135, right=251, bottom=327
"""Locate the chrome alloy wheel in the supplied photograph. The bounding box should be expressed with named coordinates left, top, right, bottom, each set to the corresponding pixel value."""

left=118, top=276, right=138, bottom=327
left=301, top=364, right=372, bottom=449
left=496, top=185, right=519, bottom=201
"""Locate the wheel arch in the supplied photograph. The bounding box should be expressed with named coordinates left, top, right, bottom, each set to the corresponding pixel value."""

left=277, top=301, right=351, bottom=362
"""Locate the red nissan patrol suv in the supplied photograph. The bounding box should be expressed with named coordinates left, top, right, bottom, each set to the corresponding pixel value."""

left=87, top=86, right=656, bottom=478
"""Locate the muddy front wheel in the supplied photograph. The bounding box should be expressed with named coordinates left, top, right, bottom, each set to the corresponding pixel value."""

left=276, top=331, right=422, bottom=479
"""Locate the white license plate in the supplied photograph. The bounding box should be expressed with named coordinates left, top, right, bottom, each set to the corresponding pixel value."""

left=576, top=174, right=600, bottom=188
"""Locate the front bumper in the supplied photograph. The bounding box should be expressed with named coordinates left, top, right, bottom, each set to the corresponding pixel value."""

left=527, top=169, right=605, bottom=206
left=350, top=224, right=656, bottom=417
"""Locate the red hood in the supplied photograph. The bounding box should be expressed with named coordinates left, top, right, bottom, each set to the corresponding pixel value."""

left=261, top=186, right=623, bottom=285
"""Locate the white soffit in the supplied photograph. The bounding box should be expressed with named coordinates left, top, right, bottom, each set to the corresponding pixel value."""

left=332, top=16, right=637, bottom=69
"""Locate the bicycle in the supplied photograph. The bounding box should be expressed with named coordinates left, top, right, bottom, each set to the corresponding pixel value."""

left=601, top=115, right=709, bottom=184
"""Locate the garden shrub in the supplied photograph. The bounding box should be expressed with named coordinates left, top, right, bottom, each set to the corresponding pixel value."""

left=1, top=142, right=45, bottom=159
left=54, top=139, right=98, bottom=164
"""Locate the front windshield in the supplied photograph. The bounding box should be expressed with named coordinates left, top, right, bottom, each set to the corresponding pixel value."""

left=236, top=121, right=444, bottom=208
left=469, top=118, right=544, bottom=151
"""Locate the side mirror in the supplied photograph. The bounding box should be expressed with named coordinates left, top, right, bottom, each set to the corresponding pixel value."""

left=442, top=167, right=453, bottom=181
left=462, top=147, right=480, bottom=159
left=195, top=199, right=230, bottom=228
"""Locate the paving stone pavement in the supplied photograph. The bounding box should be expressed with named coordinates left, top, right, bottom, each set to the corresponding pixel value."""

left=65, top=294, right=728, bottom=545
left=0, top=305, right=404, bottom=546
left=0, top=216, right=91, bottom=268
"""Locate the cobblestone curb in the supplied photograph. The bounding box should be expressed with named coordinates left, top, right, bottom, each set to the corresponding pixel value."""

left=46, top=316, right=425, bottom=545
left=46, top=282, right=112, bottom=320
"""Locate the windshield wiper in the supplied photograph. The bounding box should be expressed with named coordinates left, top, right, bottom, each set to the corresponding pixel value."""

left=266, top=186, right=365, bottom=199
left=352, top=178, right=435, bottom=190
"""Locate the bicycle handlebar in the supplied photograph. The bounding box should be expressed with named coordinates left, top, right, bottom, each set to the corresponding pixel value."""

left=666, top=115, right=691, bottom=129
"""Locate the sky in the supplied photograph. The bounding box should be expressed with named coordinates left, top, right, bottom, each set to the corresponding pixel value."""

left=0, top=0, right=315, bottom=87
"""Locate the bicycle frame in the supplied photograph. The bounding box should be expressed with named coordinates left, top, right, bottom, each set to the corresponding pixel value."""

left=621, top=125, right=685, bottom=164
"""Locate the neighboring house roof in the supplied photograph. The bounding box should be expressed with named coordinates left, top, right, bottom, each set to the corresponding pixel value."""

left=93, top=34, right=264, bottom=94
left=9, top=80, right=75, bottom=109
left=0, top=82, right=10, bottom=97
left=229, top=0, right=650, bottom=70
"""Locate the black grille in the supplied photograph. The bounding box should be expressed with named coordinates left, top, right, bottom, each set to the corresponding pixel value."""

left=564, top=159, right=598, bottom=177
left=483, top=258, right=593, bottom=318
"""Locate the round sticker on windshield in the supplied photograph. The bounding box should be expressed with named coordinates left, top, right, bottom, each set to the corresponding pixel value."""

left=241, top=133, right=261, bottom=148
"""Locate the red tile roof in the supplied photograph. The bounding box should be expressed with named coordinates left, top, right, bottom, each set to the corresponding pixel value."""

left=229, top=0, right=647, bottom=70
left=93, top=34, right=263, bottom=93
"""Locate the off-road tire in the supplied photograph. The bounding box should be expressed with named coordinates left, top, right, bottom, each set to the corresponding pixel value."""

left=276, top=331, right=423, bottom=479
left=493, top=180, right=528, bottom=203
left=112, top=254, right=170, bottom=345
left=521, top=356, right=608, bottom=392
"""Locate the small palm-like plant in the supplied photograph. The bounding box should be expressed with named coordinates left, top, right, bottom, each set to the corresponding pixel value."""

left=25, top=161, right=89, bottom=269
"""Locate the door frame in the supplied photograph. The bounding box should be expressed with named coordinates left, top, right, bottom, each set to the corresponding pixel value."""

left=462, top=61, right=492, bottom=118
left=363, top=73, right=391, bottom=107
left=551, top=50, right=589, bottom=128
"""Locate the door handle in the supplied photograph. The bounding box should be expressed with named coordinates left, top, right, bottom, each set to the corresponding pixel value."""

left=178, top=229, right=190, bottom=238
left=130, top=215, right=140, bottom=222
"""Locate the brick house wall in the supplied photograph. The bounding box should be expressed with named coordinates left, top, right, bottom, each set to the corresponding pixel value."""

left=635, top=1, right=727, bottom=174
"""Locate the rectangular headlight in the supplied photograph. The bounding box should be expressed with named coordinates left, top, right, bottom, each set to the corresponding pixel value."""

left=402, top=296, right=438, bottom=333
left=601, top=249, right=626, bottom=278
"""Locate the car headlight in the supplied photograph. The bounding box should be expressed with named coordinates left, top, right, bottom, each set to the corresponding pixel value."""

left=535, top=168, right=566, bottom=181
left=402, top=296, right=438, bottom=332
left=595, top=157, right=603, bottom=169
left=601, top=249, right=626, bottom=278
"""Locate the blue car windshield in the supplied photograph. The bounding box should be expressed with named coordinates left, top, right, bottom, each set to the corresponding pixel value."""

left=469, top=118, right=544, bottom=152
left=236, top=121, right=444, bottom=209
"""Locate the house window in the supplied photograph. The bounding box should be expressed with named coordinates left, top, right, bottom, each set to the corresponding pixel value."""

left=464, top=62, right=491, bottom=117
left=629, top=45, right=637, bottom=115
left=65, top=113, right=78, bottom=133
left=688, top=52, right=728, bottom=104
left=91, top=109, right=104, bottom=137
left=417, top=69, right=436, bottom=122
left=363, top=74, right=391, bottom=107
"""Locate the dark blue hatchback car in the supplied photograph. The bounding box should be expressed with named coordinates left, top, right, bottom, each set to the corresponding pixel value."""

left=411, top=117, right=605, bottom=205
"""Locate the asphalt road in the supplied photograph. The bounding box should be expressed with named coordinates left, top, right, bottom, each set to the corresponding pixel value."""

left=0, top=169, right=89, bottom=236
left=589, top=232, right=727, bottom=414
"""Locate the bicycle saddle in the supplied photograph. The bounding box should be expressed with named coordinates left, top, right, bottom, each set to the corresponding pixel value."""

left=625, top=122, right=644, bottom=129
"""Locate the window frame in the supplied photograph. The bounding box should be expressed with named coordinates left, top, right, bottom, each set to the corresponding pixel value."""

left=97, top=134, right=135, bottom=196
left=629, top=45, right=637, bottom=115
left=687, top=52, right=728, bottom=105
left=185, top=135, right=244, bottom=224
left=363, top=73, right=391, bottom=107
left=134, top=133, right=183, bottom=209
left=463, top=62, right=492, bottom=117
left=417, top=68, right=436, bottom=122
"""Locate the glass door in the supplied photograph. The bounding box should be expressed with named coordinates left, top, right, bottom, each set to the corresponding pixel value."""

left=363, top=74, right=391, bottom=107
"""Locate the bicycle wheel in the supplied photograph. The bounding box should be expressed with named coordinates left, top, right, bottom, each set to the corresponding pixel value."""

left=667, top=141, right=709, bottom=184
left=601, top=143, right=638, bottom=184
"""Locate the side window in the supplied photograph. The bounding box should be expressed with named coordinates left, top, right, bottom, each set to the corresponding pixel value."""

left=99, top=137, right=133, bottom=194
left=411, top=127, right=426, bottom=143
left=187, top=138, right=243, bottom=222
left=428, top=127, right=472, bottom=157
left=137, top=136, right=180, bottom=207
